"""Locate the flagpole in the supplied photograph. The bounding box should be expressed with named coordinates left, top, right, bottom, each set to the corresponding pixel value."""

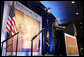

left=10, top=1, right=15, bottom=56
left=12, top=1, right=14, bottom=6
left=16, top=33, right=18, bottom=56
left=11, top=1, right=14, bottom=56
left=5, top=33, right=8, bottom=56
left=11, top=39, right=13, bottom=55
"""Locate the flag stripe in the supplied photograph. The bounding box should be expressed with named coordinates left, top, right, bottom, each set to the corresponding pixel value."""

left=8, top=17, right=15, bottom=27
left=7, top=23, right=15, bottom=34
left=11, top=19, right=17, bottom=34
left=7, top=20, right=11, bottom=26
left=8, top=17, right=11, bottom=23
left=12, top=17, right=15, bottom=24
left=7, top=21, right=12, bottom=28
left=6, top=26, right=10, bottom=33
left=7, top=24, right=11, bottom=31
left=7, top=17, right=16, bottom=33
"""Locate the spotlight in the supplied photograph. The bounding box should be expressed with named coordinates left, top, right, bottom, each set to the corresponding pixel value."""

left=47, top=9, right=51, bottom=13
left=44, top=8, right=47, bottom=10
left=76, top=12, right=79, bottom=15
left=71, top=1, right=75, bottom=4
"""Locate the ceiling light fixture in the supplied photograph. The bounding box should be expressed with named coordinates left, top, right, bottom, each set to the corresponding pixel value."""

left=47, top=9, right=51, bottom=13
left=71, top=1, right=75, bottom=4
left=76, top=12, right=79, bottom=15
left=44, top=8, right=47, bottom=10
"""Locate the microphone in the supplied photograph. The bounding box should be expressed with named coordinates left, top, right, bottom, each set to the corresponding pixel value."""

left=31, top=28, right=44, bottom=40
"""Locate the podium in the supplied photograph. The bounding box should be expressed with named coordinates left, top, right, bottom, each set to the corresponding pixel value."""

left=64, top=33, right=79, bottom=56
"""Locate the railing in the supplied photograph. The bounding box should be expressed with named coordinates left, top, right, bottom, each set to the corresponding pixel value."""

left=31, top=28, right=44, bottom=56
left=1, top=32, right=19, bottom=56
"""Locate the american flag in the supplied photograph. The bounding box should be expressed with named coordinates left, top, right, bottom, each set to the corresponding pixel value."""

left=6, top=2, right=17, bottom=39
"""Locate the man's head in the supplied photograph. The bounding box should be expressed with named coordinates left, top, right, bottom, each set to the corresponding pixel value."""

left=55, top=18, right=60, bottom=23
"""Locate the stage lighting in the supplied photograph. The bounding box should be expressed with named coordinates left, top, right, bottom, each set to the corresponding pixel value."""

left=76, top=12, right=79, bottom=15
left=47, top=9, right=51, bottom=13
left=71, top=1, right=75, bottom=4
left=44, top=8, right=47, bottom=10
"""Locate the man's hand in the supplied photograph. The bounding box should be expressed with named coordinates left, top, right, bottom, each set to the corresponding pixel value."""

left=62, top=26, right=66, bottom=29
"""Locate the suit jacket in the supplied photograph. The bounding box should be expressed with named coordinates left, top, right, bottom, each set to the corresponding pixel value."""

left=52, top=22, right=63, bottom=38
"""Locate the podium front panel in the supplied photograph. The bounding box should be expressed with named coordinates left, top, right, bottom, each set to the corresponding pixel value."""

left=64, top=33, right=79, bottom=56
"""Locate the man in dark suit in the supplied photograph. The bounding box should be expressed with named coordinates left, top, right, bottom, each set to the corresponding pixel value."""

left=52, top=18, right=66, bottom=56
